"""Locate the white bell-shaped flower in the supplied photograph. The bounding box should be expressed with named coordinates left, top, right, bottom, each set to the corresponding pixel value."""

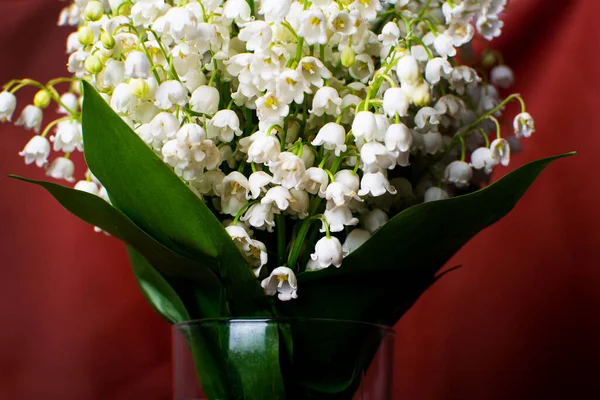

left=46, top=157, right=75, bottom=182
left=276, top=69, right=311, bottom=105
left=422, top=131, right=444, bottom=155
left=424, top=187, right=450, bottom=202
left=414, top=107, right=441, bottom=130
left=328, top=10, right=357, bottom=37
left=470, top=147, right=498, bottom=173
left=0, top=91, right=17, bottom=121
left=19, top=135, right=51, bottom=167
left=395, top=54, right=420, bottom=84
left=360, top=142, right=398, bottom=172
left=364, top=209, right=388, bottom=233
left=312, top=123, right=347, bottom=156
left=261, top=267, right=298, bottom=301
left=490, top=65, right=514, bottom=89
left=269, top=152, right=307, bottom=190
left=353, top=0, right=383, bottom=21
left=216, top=171, right=250, bottom=216
left=124, top=50, right=151, bottom=79
left=131, top=0, right=168, bottom=26
left=241, top=203, right=276, bottom=232
left=110, top=83, right=137, bottom=114
left=74, top=180, right=99, bottom=195
left=325, top=181, right=361, bottom=207
left=513, top=112, right=535, bottom=138
left=16, top=105, right=43, bottom=133
left=247, top=239, right=269, bottom=277
left=256, top=93, right=289, bottom=122
left=305, top=167, right=329, bottom=196
left=247, top=132, right=281, bottom=164
left=425, top=32, right=457, bottom=58
left=51, top=120, right=83, bottom=153
left=208, top=110, right=242, bottom=143
left=358, top=171, right=397, bottom=197
left=349, top=54, right=376, bottom=83
left=223, top=0, right=252, bottom=25
left=58, top=93, right=79, bottom=115
left=155, top=80, right=188, bottom=110
left=102, top=60, right=125, bottom=89
left=311, top=236, right=343, bottom=269
left=299, top=9, right=328, bottom=45
left=238, top=21, right=273, bottom=51
left=383, top=88, right=409, bottom=118
left=323, top=205, right=359, bottom=233
left=297, top=57, right=332, bottom=88
left=403, top=81, right=431, bottom=107
left=342, top=228, right=371, bottom=256
left=159, top=7, right=200, bottom=41
left=147, top=112, right=179, bottom=149
left=190, top=85, right=220, bottom=116
left=311, top=87, right=342, bottom=117
left=477, top=14, right=503, bottom=41
left=259, top=0, right=292, bottom=23
left=490, top=138, right=510, bottom=166
left=352, top=111, right=378, bottom=142
left=384, top=123, right=413, bottom=153
left=289, top=189, right=310, bottom=219
left=195, top=171, right=225, bottom=196
left=444, top=160, right=473, bottom=187
left=248, top=171, right=272, bottom=200
left=67, top=50, right=88, bottom=78
left=261, top=186, right=292, bottom=213
left=425, top=57, right=453, bottom=85
left=334, top=170, right=360, bottom=193
left=379, top=21, right=400, bottom=47
left=226, top=225, right=268, bottom=277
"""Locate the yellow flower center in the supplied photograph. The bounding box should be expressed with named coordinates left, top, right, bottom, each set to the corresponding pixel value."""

left=302, top=62, right=316, bottom=74
left=249, top=246, right=262, bottom=259
left=265, top=96, right=278, bottom=109
left=230, top=181, right=241, bottom=195
left=333, top=17, right=345, bottom=31
left=286, top=77, right=297, bottom=86
left=310, top=16, right=321, bottom=26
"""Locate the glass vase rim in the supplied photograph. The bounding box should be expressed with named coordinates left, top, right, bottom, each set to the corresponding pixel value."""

left=173, top=317, right=395, bottom=335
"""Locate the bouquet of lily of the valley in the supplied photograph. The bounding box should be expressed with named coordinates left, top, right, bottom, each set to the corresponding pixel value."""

left=3, top=0, right=572, bottom=398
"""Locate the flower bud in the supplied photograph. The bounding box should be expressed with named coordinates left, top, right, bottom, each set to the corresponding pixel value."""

left=84, top=55, right=104, bottom=75
left=131, top=78, right=149, bottom=99
left=33, top=90, right=52, bottom=109
left=341, top=47, right=356, bottom=68
left=481, top=51, right=497, bottom=67
left=117, top=2, right=132, bottom=16
left=84, top=1, right=104, bottom=22
left=410, top=82, right=431, bottom=107
left=100, top=31, right=116, bottom=50
left=78, top=26, right=95, bottom=46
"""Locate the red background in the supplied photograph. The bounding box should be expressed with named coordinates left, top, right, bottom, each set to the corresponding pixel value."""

left=1, top=1, right=599, bottom=399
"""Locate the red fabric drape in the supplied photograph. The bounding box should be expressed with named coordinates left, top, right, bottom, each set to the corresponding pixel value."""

left=0, top=1, right=598, bottom=399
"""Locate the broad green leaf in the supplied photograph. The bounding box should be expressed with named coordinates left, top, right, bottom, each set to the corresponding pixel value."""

left=128, top=247, right=236, bottom=399
left=127, top=246, right=190, bottom=323
left=10, top=176, right=226, bottom=319
left=80, top=81, right=268, bottom=317
left=224, top=322, right=287, bottom=399
left=279, top=152, right=575, bottom=395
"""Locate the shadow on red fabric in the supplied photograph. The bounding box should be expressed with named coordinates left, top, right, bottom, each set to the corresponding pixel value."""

left=0, top=1, right=598, bottom=399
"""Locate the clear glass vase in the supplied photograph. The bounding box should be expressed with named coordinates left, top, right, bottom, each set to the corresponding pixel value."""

left=173, top=318, right=395, bottom=400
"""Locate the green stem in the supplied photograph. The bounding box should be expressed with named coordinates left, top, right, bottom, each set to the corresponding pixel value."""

left=287, top=157, right=342, bottom=269
left=277, top=215, right=286, bottom=267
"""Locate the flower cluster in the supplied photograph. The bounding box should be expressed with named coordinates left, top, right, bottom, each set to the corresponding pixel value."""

left=2, top=0, right=534, bottom=301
